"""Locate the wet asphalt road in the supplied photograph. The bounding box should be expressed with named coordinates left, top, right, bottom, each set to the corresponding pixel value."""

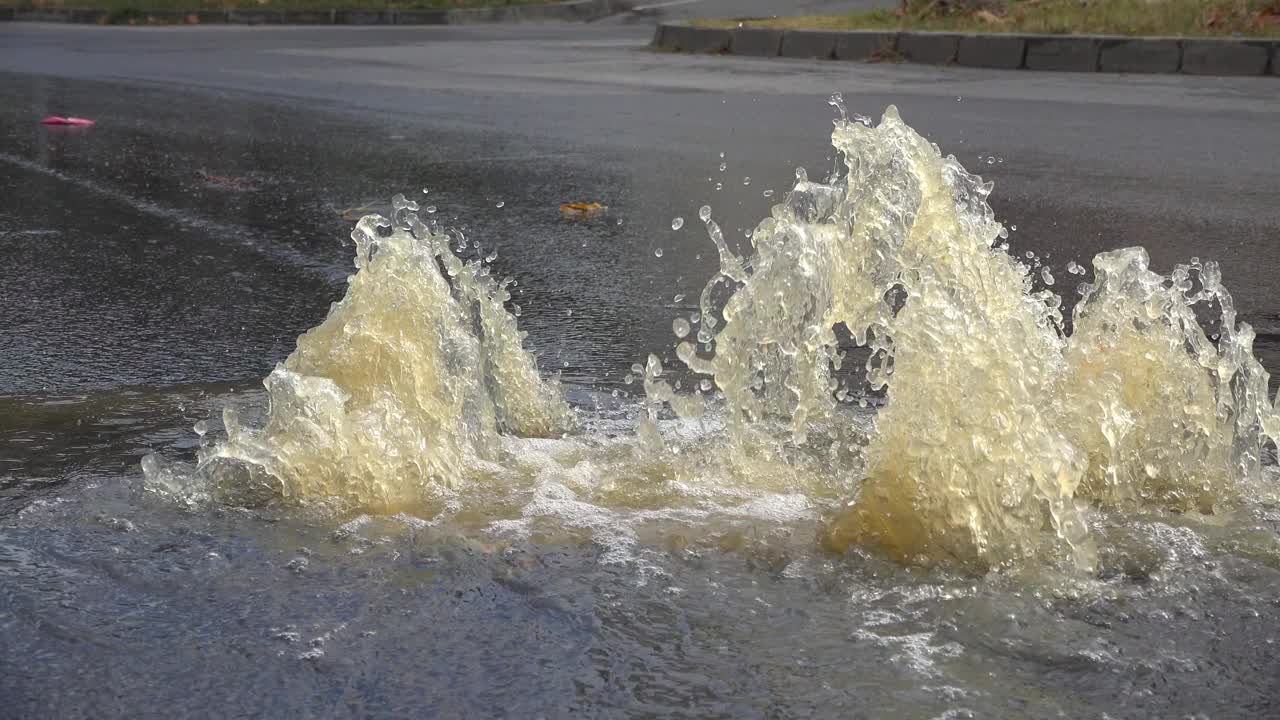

left=2, top=21, right=1279, bottom=400
left=2, top=21, right=1280, bottom=720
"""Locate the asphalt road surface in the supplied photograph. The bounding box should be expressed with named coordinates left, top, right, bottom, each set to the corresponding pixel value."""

left=3, top=20, right=1280, bottom=720
left=2, top=20, right=1278, bottom=393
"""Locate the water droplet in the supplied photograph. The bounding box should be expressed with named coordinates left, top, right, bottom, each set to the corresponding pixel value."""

left=762, top=189, right=774, bottom=198
left=699, top=379, right=713, bottom=392
left=795, top=167, right=808, bottom=182
left=422, top=188, right=429, bottom=194
left=193, top=420, right=209, bottom=436
left=827, top=92, right=846, bottom=120
left=719, top=162, right=727, bottom=172
left=690, top=311, right=701, bottom=323
left=671, top=217, right=684, bottom=231
left=623, top=373, right=634, bottom=385
left=719, top=151, right=725, bottom=159
left=715, top=182, right=722, bottom=191
left=425, top=206, right=437, bottom=214
left=986, top=157, right=996, bottom=165
left=699, top=205, right=712, bottom=222
left=742, top=176, right=751, bottom=186
left=1010, top=224, right=1017, bottom=231
left=673, top=293, right=686, bottom=303
left=631, top=363, right=644, bottom=375
left=495, top=201, right=504, bottom=208
left=485, top=251, right=497, bottom=263
left=512, top=304, right=521, bottom=316
left=1041, top=267, right=1055, bottom=286
left=672, top=318, right=691, bottom=338
left=956, top=96, right=962, bottom=102
left=654, top=248, right=664, bottom=258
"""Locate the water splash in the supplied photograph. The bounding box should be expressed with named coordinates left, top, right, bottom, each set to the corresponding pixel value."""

left=144, top=105, right=1278, bottom=575
left=145, top=194, right=570, bottom=510
left=652, top=106, right=1278, bottom=570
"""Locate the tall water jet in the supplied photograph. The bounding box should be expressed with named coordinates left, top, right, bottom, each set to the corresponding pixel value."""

left=657, top=103, right=1278, bottom=570
left=145, top=194, right=571, bottom=510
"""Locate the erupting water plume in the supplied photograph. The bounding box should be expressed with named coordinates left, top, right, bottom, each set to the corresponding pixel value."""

left=145, top=195, right=571, bottom=510
left=653, top=101, right=1279, bottom=570
left=145, top=101, right=1278, bottom=574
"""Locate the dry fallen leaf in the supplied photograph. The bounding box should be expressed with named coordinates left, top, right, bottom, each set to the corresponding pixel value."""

left=332, top=200, right=382, bottom=222
left=974, top=10, right=1008, bottom=25
left=559, top=201, right=607, bottom=218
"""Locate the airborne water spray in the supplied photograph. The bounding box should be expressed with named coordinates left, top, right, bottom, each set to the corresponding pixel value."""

left=143, top=103, right=1278, bottom=574
left=652, top=101, right=1279, bottom=570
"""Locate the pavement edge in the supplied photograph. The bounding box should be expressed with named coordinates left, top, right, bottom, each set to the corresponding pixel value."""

left=0, top=0, right=631, bottom=26
left=650, top=23, right=1280, bottom=78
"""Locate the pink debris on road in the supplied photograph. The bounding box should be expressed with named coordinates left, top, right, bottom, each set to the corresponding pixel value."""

left=41, top=116, right=96, bottom=126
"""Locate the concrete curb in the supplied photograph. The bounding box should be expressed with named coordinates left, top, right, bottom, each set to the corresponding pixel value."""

left=0, top=0, right=628, bottom=26
left=650, top=23, right=1280, bottom=77
left=1099, top=38, right=1180, bottom=74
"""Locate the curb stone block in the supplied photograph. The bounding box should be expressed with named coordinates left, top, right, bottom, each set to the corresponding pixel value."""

left=1182, top=39, right=1268, bottom=76
left=140, top=9, right=189, bottom=23
left=68, top=9, right=108, bottom=23
left=559, top=0, right=599, bottom=20
left=957, top=34, right=1024, bottom=68
left=519, top=4, right=568, bottom=20
left=336, top=9, right=394, bottom=24
left=1025, top=36, right=1099, bottom=71
left=731, top=29, right=782, bottom=57
left=1273, top=42, right=1280, bottom=75
left=188, top=9, right=230, bottom=23
left=14, top=10, right=66, bottom=22
left=897, top=32, right=958, bottom=65
left=280, top=10, right=334, bottom=24
left=396, top=9, right=448, bottom=24
left=1099, top=38, right=1181, bottom=73
left=661, top=25, right=731, bottom=54
left=0, top=7, right=13, bottom=21
left=228, top=9, right=283, bottom=24
left=834, top=32, right=897, bottom=61
left=780, top=30, right=837, bottom=59
left=650, top=24, right=667, bottom=48
left=495, top=6, right=524, bottom=22
left=447, top=7, right=501, bottom=23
